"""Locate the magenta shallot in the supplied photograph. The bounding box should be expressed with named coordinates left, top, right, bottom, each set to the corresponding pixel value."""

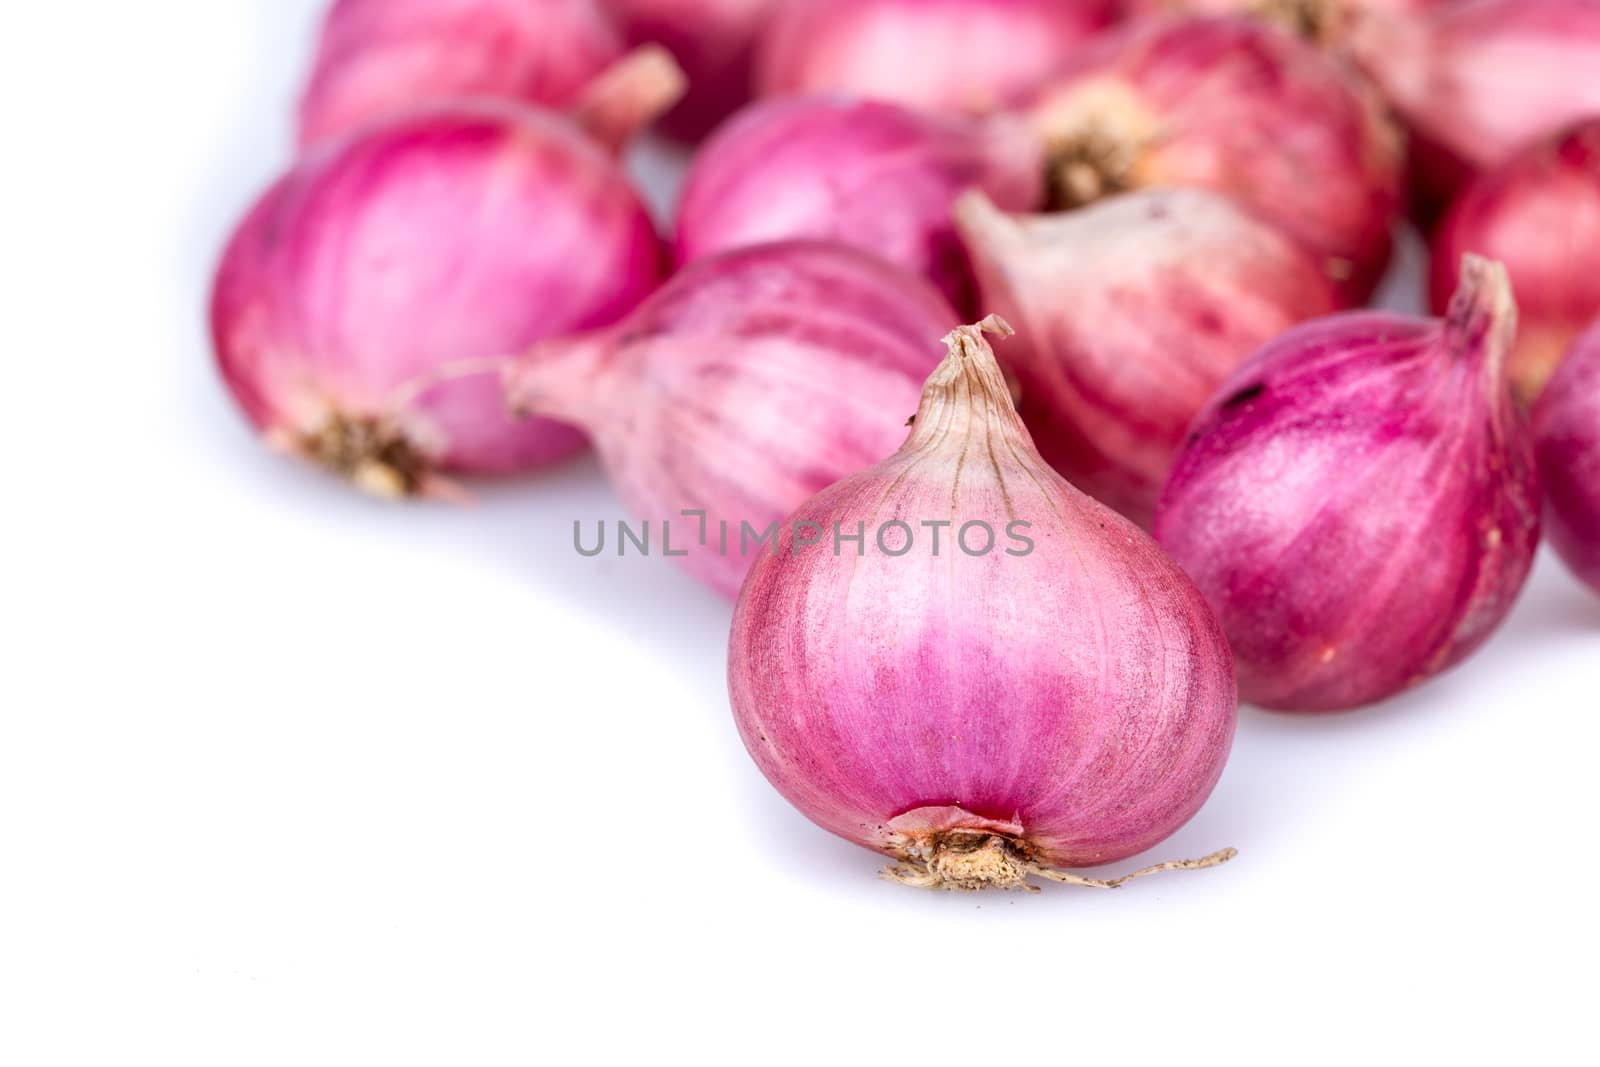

left=756, top=0, right=1119, bottom=120
left=1535, top=321, right=1600, bottom=596
left=1429, top=120, right=1600, bottom=404
left=954, top=188, right=1337, bottom=524
left=1347, top=0, right=1600, bottom=208
left=728, top=318, right=1238, bottom=891
left=1025, top=14, right=1403, bottom=303
left=212, top=101, right=665, bottom=495
left=605, top=0, right=780, bottom=140
left=505, top=242, right=957, bottom=597
left=299, top=0, right=626, bottom=149
left=1154, top=257, right=1541, bottom=712
left=674, top=96, right=1044, bottom=311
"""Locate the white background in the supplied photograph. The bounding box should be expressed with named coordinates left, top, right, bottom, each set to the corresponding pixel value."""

left=3, top=3, right=1596, bottom=1063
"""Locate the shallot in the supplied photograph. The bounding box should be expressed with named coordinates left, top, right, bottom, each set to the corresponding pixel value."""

left=1347, top=0, right=1600, bottom=208
left=1535, top=321, right=1600, bottom=596
left=1154, top=256, right=1541, bottom=712
left=728, top=317, right=1238, bottom=890
left=606, top=0, right=779, bottom=140
left=674, top=96, right=1044, bottom=311
left=212, top=100, right=665, bottom=495
left=954, top=188, right=1337, bottom=523
left=756, top=0, right=1119, bottom=120
left=299, top=0, right=625, bottom=148
left=1026, top=14, right=1403, bottom=302
left=504, top=242, right=956, bottom=596
left=1429, top=120, right=1600, bottom=403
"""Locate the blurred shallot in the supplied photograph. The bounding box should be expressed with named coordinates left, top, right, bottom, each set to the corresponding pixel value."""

left=1535, top=321, right=1600, bottom=596
left=505, top=242, right=955, bottom=596
left=212, top=100, right=667, bottom=495
left=1430, top=120, right=1600, bottom=403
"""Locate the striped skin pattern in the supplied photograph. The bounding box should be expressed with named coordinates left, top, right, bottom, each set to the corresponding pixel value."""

left=1027, top=14, right=1403, bottom=304
left=300, top=0, right=623, bottom=149
left=674, top=95, right=1044, bottom=313
left=955, top=187, right=1337, bottom=526
left=1535, top=321, right=1600, bottom=596
left=728, top=323, right=1237, bottom=870
left=212, top=103, right=662, bottom=482
left=505, top=242, right=957, bottom=596
left=1155, top=258, right=1541, bottom=712
left=1429, top=121, right=1600, bottom=404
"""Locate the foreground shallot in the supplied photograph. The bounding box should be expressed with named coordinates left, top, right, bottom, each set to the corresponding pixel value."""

left=299, top=0, right=625, bottom=148
left=1430, top=120, right=1600, bottom=403
left=212, top=101, right=664, bottom=495
left=955, top=188, right=1337, bottom=523
left=1155, top=257, right=1541, bottom=711
left=728, top=317, right=1238, bottom=890
left=505, top=242, right=956, bottom=596
left=756, top=0, right=1118, bottom=119
left=674, top=96, right=1044, bottom=311
left=1535, top=322, right=1600, bottom=596
left=1026, top=14, right=1403, bottom=302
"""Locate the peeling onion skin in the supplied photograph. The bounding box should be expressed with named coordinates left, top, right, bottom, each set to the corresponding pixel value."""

left=727, top=320, right=1237, bottom=878
left=505, top=242, right=955, bottom=596
left=1027, top=15, right=1403, bottom=305
left=955, top=188, right=1338, bottom=526
left=675, top=96, right=1045, bottom=313
left=606, top=0, right=779, bottom=141
left=299, top=0, right=625, bottom=150
left=1429, top=121, right=1600, bottom=405
left=1535, top=322, right=1600, bottom=596
left=212, top=103, right=664, bottom=494
left=756, top=0, right=1120, bottom=120
left=1154, top=257, right=1541, bottom=712
left=1347, top=0, right=1600, bottom=211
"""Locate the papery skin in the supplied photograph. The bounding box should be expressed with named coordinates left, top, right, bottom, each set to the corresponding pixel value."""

left=1027, top=14, right=1403, bottom=303
left=756, top=0, right=1120, bottom=119
left=1348, top=0, right=1600, bottom=209
left=1535, top=321, right=1600, bottom=596
left=505, top=242, right=955, bottom=596
left=299, top=0, right=625, bottom=149
left=727, top=322, right=1237, bottom=872
left=1154, top=257, right=1542, bottom=712
left=955, top=188, right=1338, bottom=524
left=1430, top=121, right=1600, bottom=404
left=212, top=103, right=663, bottom=491
left=606, top=0, right=779, bottom=140
left=675, top=96, right=1045, bottom=312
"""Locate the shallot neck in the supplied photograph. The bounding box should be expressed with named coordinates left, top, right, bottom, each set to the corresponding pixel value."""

left=1444, top=255, right=1517, bottom=389
left=903, top=316, right=1032, bottom=453
left=1044, top=125, right=1139, bottom=211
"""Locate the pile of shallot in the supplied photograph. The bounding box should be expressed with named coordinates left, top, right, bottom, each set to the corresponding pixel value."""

left=211, top=0, right=1600, bottom=892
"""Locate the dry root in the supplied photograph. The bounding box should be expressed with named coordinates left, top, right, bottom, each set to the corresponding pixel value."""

left=882, top=831, right=1236, bottom=893
left=298, top=412, right=432, bottom=499
left=1045, top=125, right=1141, bottom=211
